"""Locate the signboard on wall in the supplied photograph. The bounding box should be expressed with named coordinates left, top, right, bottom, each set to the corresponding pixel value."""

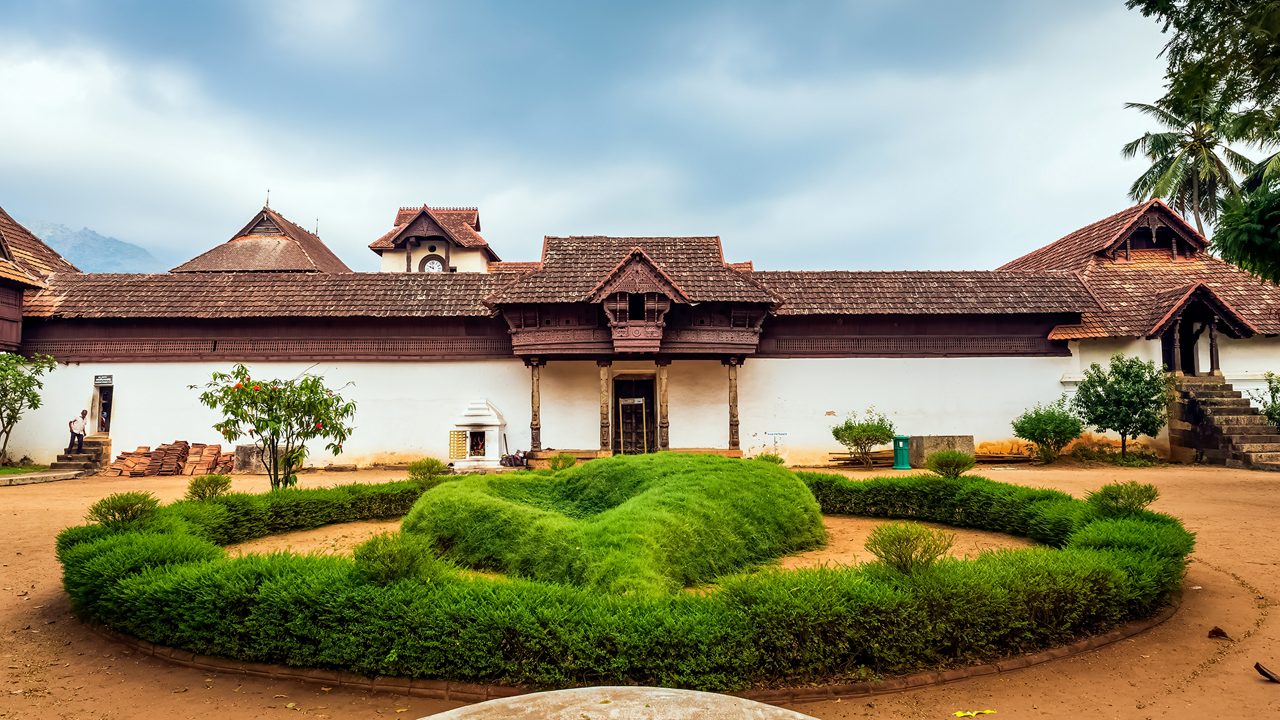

left=93, top=375, right=113, bottom=386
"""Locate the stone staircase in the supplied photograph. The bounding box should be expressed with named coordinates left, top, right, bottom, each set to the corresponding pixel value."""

left=50, top=433, right=111, bottom=473
left=1169, top=376, right=1280, bottom=470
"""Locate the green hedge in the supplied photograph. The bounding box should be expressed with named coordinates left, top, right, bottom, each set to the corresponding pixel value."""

left=56, top=464, right=1194, bottom=691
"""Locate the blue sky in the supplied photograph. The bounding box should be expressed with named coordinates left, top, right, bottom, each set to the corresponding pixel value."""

left=0, top=0, right=1171, bottom=271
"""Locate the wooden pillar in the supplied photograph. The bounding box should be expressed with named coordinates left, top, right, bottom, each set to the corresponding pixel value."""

left=405, top=239, right=414, bottom=272
left=656, top=359, right=670, bottom=450
left=725, top=358, right=740, bottom=450
left=597, top=360, right=611, bottom=451
left=528, top=359, right=543, bottom=452
left=1209, top=316, right=1221, bottom=375
left=1172, top=317, right=1183, bottom=375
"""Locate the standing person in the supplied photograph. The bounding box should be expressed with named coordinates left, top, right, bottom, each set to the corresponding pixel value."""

left=67, top=409, right=88, bottom=454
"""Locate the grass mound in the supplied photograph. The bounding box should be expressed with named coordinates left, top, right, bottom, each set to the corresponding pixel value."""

left=401, top=453, right=827, bottom=593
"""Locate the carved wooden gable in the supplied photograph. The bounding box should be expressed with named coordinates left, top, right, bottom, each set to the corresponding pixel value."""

left=398, top=212, right=453, bottom=246
left=589, top=249, right=690, bottom=304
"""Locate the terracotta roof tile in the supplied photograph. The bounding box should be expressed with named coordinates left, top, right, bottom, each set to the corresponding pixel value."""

left=487, top=236, right=774, bottom=305
left=369, top=206, right=496, bottom=259
left=172, top=207, right=352, bottom=273
left=998, top=199, right=1204, bottom=272
left=0, top=205, right=79, bottom=281
left=753, top=270, right=1099, bottom=315
left=24, top=272, right=521, bottom=319
left=1048, top=250, right=1280, bottom=339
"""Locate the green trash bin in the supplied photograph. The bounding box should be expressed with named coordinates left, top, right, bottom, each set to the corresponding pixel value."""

left=892, top=435, right=911, bottom=470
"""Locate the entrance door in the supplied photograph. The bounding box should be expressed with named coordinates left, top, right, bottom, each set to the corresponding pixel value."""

left=96, top=386, right=114, bottom=434
left=1160, top=316, right=1203, bottom=375
left=613, top=377, right=656, bottom=454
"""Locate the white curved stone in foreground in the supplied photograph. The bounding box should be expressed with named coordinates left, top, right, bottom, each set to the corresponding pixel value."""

left=423, top=686, right=817, bottom=720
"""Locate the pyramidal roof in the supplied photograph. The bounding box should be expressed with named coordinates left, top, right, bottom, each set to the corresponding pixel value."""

left=0, top=204, right=79, bottom=287
left=172, top=207, right=351, bottom=273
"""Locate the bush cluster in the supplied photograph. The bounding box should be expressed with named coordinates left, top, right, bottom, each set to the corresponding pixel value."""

left=1086, top=481, right=1159, bottom=518
left=57, top=459, right=1194, bottom=692
left=547, top=453, right=577, bottom=471
left=186, top=474, right=232, bottom=501
left=864, top=521, right=954, bottom=574
left=831, top=408, right=896, bottom=467
left=1011, top=398, right=1083, bottom=463
left=924, top=451, right=975, bottom=478
left=85, top=491, right=160, bottom=528
left=407, top=458, right=450, bottom=488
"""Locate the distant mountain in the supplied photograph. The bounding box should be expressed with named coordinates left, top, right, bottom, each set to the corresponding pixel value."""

left=26, top=223, right=165, bottom=273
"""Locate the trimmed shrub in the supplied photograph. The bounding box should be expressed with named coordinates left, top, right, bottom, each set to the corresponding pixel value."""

left=925, top=451, right=975, bottom=479
left=831, top=408, right=895, bottom=467
left=408, top=457, right=449, bottom=487
left=354, top=532, right=452, bottom=585
left=86, top=491, right=160, bottom=528
left=186, top=474, right=232, bottom=501
left=547, top=453, right=577, bottom=472
left=751, top=453, right=786, bottom=465
left=56, top=457, right=1195, bottom=692
left=864, top=522, right=954, bottom=574
left=1012, top=398, right=1083, bottom=463
left=1087, top=481, right=1160, bottom=518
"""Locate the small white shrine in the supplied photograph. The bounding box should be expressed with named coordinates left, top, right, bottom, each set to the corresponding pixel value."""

left=449, top=399, right=506, bottom=470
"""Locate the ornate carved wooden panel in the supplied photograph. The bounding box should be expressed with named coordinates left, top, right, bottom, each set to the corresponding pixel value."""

left=21, top=337, right=514, bottom=362
left=756, top=335, right=1069, bottom=357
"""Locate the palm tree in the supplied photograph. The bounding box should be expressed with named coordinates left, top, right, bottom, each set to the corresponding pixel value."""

left=1122, top=98, right=1255, bottom=237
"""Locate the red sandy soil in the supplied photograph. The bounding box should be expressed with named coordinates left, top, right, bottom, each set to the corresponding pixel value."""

left=1, top=465, right=1277, bottom=719
left=225, top=515, right=1033, bottom=567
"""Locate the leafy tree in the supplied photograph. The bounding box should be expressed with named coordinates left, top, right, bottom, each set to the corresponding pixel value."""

left=1213, top=180, right=1280, bottom=283
left=192, top=364, right=357, bottom=490
left=0, top=352, right=56, bottom=464
left=831, top=408, right=895, bottom=468
left=1126, top=1, right=1280, bottom=136
left=1246, top=371, right=1280, bottom=427
left=1122, top=95, right=1254, bottom=236
left=1072, top=354, right=1170, bottom=459
left=1011, top=397, right=1084, bottom=463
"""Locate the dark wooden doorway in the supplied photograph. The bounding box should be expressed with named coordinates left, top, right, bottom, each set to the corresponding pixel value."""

left=97, top=386, right=114, bottom=434
left=1161, top=315, right=1204, bottom=375
left=613, top=377, right=656, bottom=454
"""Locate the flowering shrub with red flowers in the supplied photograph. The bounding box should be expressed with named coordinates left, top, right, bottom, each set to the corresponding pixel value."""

left=191, top=364, right=357, bottom=490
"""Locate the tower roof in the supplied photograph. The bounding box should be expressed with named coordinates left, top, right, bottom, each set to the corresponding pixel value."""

left=171, top=207, right=351, bottom=273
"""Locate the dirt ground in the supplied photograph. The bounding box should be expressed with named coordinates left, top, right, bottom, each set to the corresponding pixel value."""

left=1, top=464, right=1277, bottom=719
left=225, top=515, right=1033, bottom=568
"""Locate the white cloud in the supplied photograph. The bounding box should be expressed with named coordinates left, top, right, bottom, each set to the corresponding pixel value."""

left=628, top=4, right=1172, bottom=269
left=0, top=5, right=1178, bottom=273
left=253, top=0, right=390, bottom=63
left=0, top=37, right=686, bottom=269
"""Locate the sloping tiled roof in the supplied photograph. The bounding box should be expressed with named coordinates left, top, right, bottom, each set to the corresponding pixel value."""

left=999, top=199, right=1205, bottom=272
left=486, top=236, right=775, bottom=305
left=753, top=271, right=1099, bottom=316
left=172, top=207, right=352, bottom=273
left=0, top=205, right=79, bottom=283
left=24, top=272, right=521, bottom=319
left=369, top=206, right=496, bottom=258
left=1048, top=250, right=1280, bottom=339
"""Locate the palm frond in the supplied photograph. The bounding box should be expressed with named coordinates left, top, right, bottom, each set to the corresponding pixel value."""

left=1124, top=102, right=1186, bottom=129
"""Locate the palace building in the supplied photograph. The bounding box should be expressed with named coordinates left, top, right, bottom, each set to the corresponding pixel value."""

left=2, top=198, right=1279, bottom=467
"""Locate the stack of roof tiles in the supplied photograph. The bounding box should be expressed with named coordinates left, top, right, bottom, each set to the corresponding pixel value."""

left=103, top=441, right=233, bottom=477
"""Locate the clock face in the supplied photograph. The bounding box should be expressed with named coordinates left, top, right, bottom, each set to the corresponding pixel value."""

left=423, top=259, right=444, bottom=273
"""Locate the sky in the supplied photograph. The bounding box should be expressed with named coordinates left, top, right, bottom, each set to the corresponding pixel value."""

left=0, top=0, right=1175, bottom=271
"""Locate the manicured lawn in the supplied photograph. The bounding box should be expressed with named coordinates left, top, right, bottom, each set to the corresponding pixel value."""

left=0, top=465, right=49, bottom=475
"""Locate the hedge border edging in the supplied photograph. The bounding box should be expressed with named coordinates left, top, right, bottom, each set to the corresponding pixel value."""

left=87, top=591, right=1179, bottom=706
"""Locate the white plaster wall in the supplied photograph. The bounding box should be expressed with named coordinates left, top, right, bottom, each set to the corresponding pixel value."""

left=376, top=248, right=489, bottom=273
left=738, top=356, right=1076, bottom=465
left=9, top=360, right=532, bottom=467
left=1215, top=335, right=1280, bottom=397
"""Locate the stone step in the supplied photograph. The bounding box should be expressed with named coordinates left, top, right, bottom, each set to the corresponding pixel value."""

left=1246, top=452, right=1280, bottom=463
left=1213, top=415, right=1272, bottom=426
left=1233, top=442, right=1280, bottom=453
left=1249, top=461, right=1280, bottom=472
left=1204, top=406, right=1262, bottom=418
left=1225, top=433, right=1280, bottom=443
left=1187, top=392, right=1249, bottom=404
left=1184, top=388, right=1244, bottom=398
left=49, top=461, right=96, bottom=470
left=56, top=453, right=96, bottom=462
